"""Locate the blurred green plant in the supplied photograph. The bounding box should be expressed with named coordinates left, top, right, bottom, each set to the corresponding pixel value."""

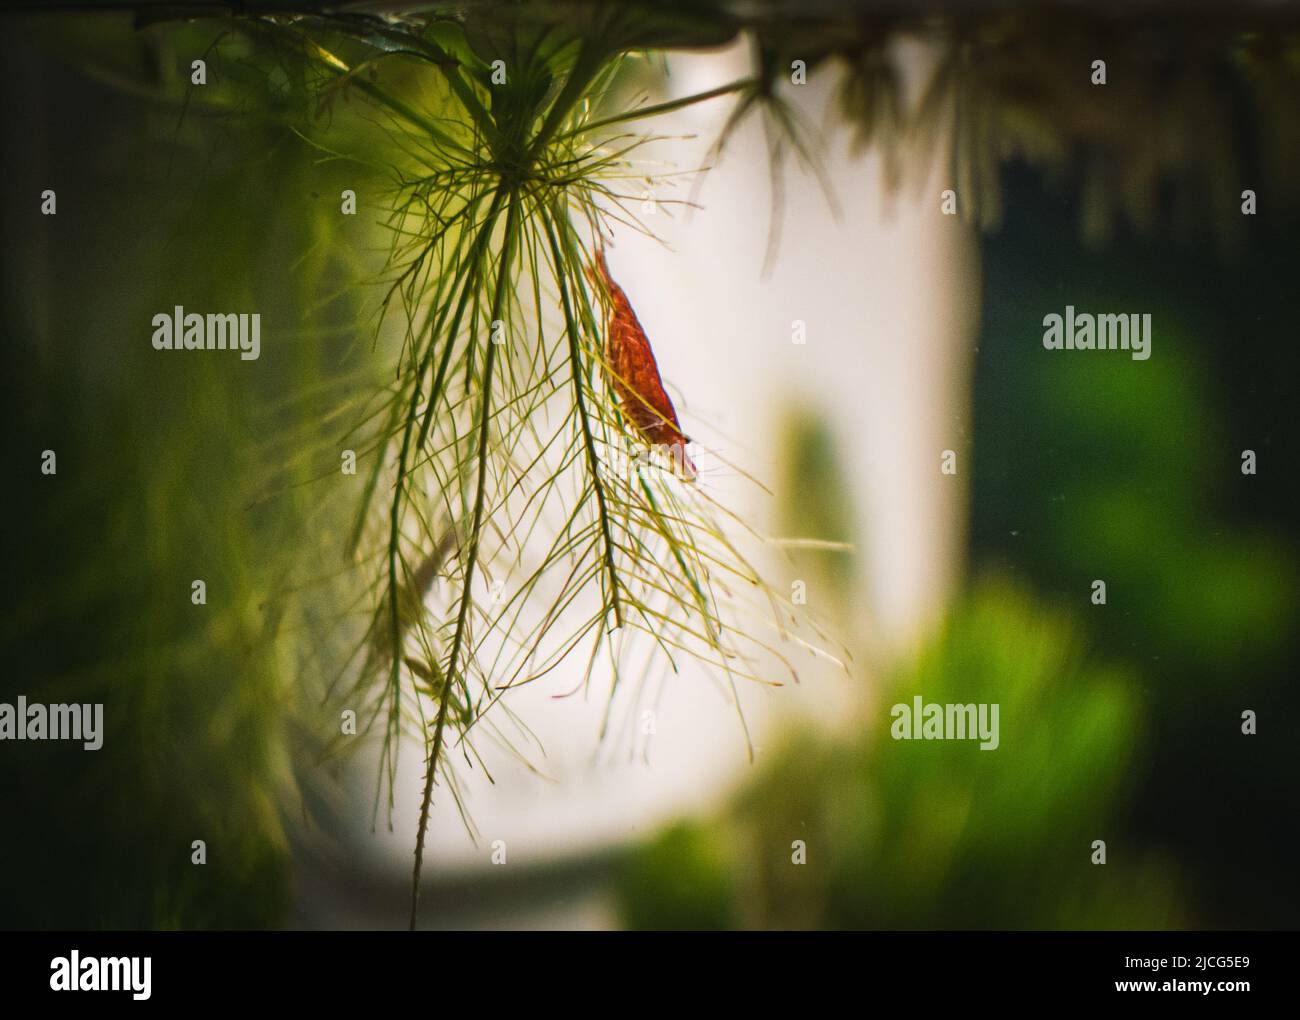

left=619, top=578, right=1186, bottom=929
left=775, top=408, right=857, bottom=615
left=0, top=16, right=377, bottom=925
left=619, top=821, right=738, bottom=931
left=971, top=210, right=1300, bottom=925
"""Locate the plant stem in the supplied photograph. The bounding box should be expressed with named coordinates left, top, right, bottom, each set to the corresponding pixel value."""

left=409, top=191, right=521, bottom=930
left=379, top=191, right=504, bottom=805
left=541, top=206, right=623, bottom=628
left=554, top=78, right=754, bottom=141
left=530, top=39, right=608, bottom=157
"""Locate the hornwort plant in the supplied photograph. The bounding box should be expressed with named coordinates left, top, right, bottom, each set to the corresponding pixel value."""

left=178, top=7, right=846, bottom=928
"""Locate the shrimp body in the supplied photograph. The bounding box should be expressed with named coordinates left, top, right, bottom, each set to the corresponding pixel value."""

left=589, top=249, right=696, bottom=480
